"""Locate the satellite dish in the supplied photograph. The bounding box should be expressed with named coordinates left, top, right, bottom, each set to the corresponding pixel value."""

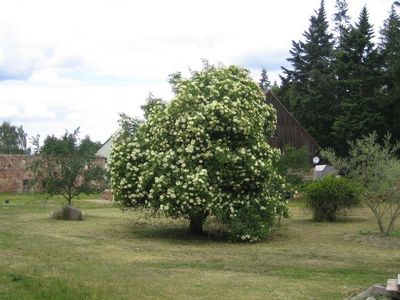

left=313, top=156, right=320, bottom=164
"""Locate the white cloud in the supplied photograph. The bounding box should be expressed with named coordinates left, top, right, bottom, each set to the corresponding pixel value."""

left=0, top=0, right=394, bottom=143
left=0, top=103, right=19, bottom=118
left=21, top=101, right=57, bottom=120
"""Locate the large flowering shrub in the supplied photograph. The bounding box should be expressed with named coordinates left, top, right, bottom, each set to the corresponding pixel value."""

left=108, top=64, right=288, bottom=242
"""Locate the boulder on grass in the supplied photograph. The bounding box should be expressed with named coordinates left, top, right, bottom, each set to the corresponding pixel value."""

left=52, top=206, right=83, bottom=221
left=68, top=206, right=83, bottom=220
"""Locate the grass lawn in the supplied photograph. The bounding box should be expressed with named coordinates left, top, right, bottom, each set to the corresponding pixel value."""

left=0, top=194, right=399, bottom=299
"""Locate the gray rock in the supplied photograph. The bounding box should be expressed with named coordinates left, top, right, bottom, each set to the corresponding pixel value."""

left=52, top=206, right=83, bottom=221
left=68, top=206, right=83, bottom=221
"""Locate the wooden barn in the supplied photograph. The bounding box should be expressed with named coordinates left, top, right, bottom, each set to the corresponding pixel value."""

left=265, top=91, right=320, bottom=155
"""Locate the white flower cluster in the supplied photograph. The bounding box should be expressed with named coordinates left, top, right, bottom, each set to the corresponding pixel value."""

left=240, top=234, right=260, bottom=243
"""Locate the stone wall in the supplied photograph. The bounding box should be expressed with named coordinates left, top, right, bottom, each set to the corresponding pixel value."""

left=0, top=155, right=33, bottom=193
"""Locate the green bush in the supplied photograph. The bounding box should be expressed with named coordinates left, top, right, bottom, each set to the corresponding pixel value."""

left=220, top=202, right=288, bottom=242
left=304, top=175, right=360, bottom=222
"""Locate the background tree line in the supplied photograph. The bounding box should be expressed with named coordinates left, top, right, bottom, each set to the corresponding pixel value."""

left=273, top=0, right=400, bottom=155
left=0, top=121, right=30, bottom=154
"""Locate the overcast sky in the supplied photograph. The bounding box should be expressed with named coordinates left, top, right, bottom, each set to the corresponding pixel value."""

left=0, top=0, right=394, bottom=144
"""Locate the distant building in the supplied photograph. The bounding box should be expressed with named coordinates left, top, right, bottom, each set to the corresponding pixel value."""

left=265, top=91, right=320, bottom=155
left=314, top=164, right=337, bottom=180
left=96, top=135, right=115, bottom=161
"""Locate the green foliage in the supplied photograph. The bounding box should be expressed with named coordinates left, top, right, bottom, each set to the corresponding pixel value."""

left=322, top=132, right=400, bottom=234
left=279, top=146, right=310, bottom=172
left=305, top=175, right=360, bottom=222
left=30, top=129, right=106, bottom=205
left=222, top=206, right=269, bottom=242
left=109, top=64, right=289, bottom=242
left=280, top=0, right=335, bottom=148
left=333, top=0, right=350, bottom=46
left=0, top=121, right=29, bottom=154
left=279, top=2, right=400, bottom=156
left=379, top=5, right=400, bottom=143
left=259, top=67, right=271, bottom=92
left=277, top=145, right=311, bottom=188
left=332, top=7, right=383, bottom=154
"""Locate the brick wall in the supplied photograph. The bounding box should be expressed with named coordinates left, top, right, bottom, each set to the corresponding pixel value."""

left=0, top=155, right=33, bottom=193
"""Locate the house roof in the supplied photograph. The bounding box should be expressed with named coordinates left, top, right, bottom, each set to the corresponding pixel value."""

left=96, top=135, right=115, bottom=160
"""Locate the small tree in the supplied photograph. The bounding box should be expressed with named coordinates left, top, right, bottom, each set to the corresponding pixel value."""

left=30, top=129, right=106, bottom=206
left=322, top=133, right=400, bottom=235
left=109, top=64, right=289, bottom=242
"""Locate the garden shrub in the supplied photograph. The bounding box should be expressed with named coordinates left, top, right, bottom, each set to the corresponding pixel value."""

left=304, top=175, right=360, bottom=221
left=221, top=202, right=288, bottom=242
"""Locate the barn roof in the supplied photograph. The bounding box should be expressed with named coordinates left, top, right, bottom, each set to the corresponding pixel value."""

left=265, top=90, right=320, bottom=155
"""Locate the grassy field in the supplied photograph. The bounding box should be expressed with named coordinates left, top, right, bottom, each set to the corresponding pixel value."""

left=0, top=194, right=399, bottom=300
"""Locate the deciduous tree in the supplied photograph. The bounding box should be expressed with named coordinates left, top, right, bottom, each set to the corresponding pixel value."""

left=323, top=133, right=400, bottom=235
left=30, top=129, right=105, bottom=205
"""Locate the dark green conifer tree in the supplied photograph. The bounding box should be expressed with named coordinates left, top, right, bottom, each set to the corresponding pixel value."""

left=333, top=0, right=351, bottom=47
left=259, top=66, right=271, bottom=92
left=331, top=0, right=352, bottom=150
left=379, top=5, right=400, bottom=142
left=332, top=6, right=383, bottom=153
left=280, top=0, right=335, bottom=148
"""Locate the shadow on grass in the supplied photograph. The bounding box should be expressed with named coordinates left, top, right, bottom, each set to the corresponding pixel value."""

left=112, top=219, right=289, bottom=246
left=128, top=224, right=231, bottom=244
left=293, top=216, right=369, bottom=225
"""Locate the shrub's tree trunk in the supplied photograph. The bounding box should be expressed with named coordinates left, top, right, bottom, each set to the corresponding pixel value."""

left=189, top=211, right=208, bottom=235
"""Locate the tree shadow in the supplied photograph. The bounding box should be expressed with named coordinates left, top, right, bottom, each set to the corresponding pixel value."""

left=130, top=224, right=230, bottom=244
left=294, top=216, right=369, bottom=225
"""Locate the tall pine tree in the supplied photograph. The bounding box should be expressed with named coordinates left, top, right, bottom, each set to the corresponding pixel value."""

left=331, top=0, right=352, bottom=150
left=333, top=0, right=351, bottom=47
left=259, top=66, right=271, bottom=92
left=332, top=6, right=383, bottom=153
left=280, top=0, right=335, bottom=148
left=379, top=5, right=400, bottom=142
